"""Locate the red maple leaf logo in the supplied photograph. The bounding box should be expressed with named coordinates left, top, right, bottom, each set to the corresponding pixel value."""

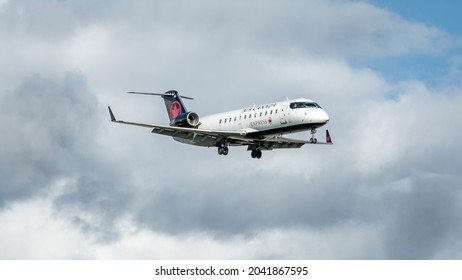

left=169, top=101, right=182, bottom=119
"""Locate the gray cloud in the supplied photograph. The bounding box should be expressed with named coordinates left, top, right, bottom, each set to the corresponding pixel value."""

left=0, top=73, right=134, bottom=242
left=382, top=174, right=462, bottom=259
left=134, top=169, right=361, bottom=236
left=0, top=73, right=97, bottom=206
left=0, top=0, right=114, bottom=39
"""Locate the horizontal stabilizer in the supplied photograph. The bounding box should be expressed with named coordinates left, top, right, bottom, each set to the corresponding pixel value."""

left=127, top=91, right=194, bottom=100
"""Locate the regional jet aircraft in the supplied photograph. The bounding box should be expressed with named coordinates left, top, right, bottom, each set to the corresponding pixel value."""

left=108, top=90, right=332, bottom=158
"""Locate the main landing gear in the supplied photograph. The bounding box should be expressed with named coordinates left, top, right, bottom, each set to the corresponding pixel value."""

left=248, top=144, right=262, bottom=159
left=309, top=128, right=318, bottom=144
left=251, top=149, right=262, bottom=159
left=217, top=145, right=229, bottom=155
left=217, top=139, right=263, bottom=159
left=217, top=140, right=229, bottom=156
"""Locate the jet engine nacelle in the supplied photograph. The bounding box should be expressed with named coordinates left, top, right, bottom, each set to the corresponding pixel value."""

left=171, top=111, right=200, bottom=127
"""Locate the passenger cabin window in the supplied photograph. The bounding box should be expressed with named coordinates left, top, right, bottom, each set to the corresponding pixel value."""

left=289, top=102, right=322, bottom=109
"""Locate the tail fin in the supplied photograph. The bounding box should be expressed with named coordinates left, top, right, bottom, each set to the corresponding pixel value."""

left=127, top=90, right=193, bottom=121
left=162, top=90, right=188, bottom=121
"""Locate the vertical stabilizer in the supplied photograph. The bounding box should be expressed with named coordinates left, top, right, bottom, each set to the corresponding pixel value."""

left=162, top=90, right=188, bottom=121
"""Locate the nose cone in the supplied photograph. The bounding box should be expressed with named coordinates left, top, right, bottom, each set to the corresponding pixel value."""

left=319, top=109, right=330, bottom=124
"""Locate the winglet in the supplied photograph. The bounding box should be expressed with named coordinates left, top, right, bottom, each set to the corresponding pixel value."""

left=108, top=106, right=116, bottom=122
left=326, top=130, right=332, bottom=144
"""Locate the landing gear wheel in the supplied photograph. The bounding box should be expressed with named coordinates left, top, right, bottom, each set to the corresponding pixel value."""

left=217, top=139, right=230, bottom=156
left=310, top=128, right=318, bottom=144
left=217, top=146, right=229, bottom=156
left=251, top=149, right=262, bottom=159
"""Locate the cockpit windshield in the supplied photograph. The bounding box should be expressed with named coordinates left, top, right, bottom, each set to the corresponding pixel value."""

left=289, top=102, right=322, bottom=109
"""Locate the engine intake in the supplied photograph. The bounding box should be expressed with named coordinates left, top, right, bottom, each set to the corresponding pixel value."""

left=171, top=112, right=200, bottom=127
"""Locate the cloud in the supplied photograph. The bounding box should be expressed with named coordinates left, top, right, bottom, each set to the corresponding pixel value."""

left=0, top=73, right=135, bottom=243
left=1, top=0, right=462, bottom=260
left=0, top=192, right=382, bottom=259
left=0, top=194, right=88, bottom=259
left=382, top=174, right=462, bottom=259
left=0, top=73, right=97, bottom=206
left=350, top=81, right=462, bottom=176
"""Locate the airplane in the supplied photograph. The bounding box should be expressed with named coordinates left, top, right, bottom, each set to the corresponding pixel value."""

left=108, top=90, right=332, bottom=158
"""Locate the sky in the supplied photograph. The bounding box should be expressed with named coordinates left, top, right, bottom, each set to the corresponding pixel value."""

left=1, top=0, right=462, bottom=259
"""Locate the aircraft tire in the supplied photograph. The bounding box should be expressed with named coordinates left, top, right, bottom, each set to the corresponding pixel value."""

left=251, top=149, right=262, bottom=159
left=256, top=150, right=262, bottom=159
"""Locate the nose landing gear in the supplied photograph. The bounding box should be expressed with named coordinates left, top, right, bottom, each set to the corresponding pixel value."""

left=310, top=128, right=318, bottom=144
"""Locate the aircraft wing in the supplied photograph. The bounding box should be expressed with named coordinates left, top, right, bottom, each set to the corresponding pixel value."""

left=241, top=132, right=333, bottom=150
left=148, top=128, right=319, bottom=150
left=150, top=125, right=246, bottom=138
left=108, top=106, right=246, bottom=138
left=249, top=137, right=306, bottom=149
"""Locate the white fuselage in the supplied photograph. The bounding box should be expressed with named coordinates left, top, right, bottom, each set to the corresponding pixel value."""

left=198, top=98, right=329, bottom=138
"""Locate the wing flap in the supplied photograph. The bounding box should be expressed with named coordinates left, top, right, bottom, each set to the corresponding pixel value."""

left=257, top=137, right=305, bottom=149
